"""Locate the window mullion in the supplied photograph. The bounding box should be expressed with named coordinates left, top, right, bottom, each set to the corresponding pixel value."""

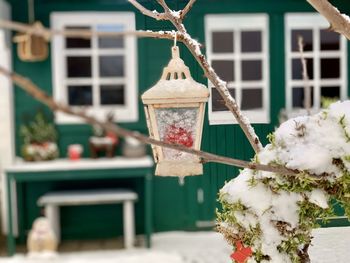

left=92, top=24, right=100, bottom=109
left=235, top=29, right=242, bottom=108
left=314, top=27, right=321, bottom=109
left=262, top=26, right=268, bottom=112
left=285, top=23, right=292, bottom=112
left=340, top=36, right=347, bottom=100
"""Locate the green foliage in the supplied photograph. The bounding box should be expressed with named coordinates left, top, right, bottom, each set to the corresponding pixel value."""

left=343, top=155, right=350, bottom=163
left=267, top=133, right=276, bottom=146
left=339, top=114, right=350, bottom=142
left=217, top=197, right=263, bottom=255
left=275, top=172, right=317, bottom=193
left=217, top=106, right=350, bottom=262
left=217, top=163, right=349, bottom=262
left=247, top=176, right=258, bottom=187
left=298, top=200, right=334, bottom=229
left=321, top=97, right=338, bottom=109
left=217, top=197, right=246, bottom=225
left=20, top=112, right=58, bottom=144
left=332, top=169, right=350, bottom=220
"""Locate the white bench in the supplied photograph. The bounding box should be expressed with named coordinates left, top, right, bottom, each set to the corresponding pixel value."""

left=37, top=189, right=138, bottom=249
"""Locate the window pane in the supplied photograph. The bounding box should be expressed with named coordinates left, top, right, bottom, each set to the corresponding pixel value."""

left=292, top=87, right=314, bottom=108
left=99, top=56, right=124, bottom=77
left=292, top=58, right=313, bottom=80
left=241, top=60, right=262, bottom=81
left=212, top=88, right=235, bottom=112
left=241, top=89, right=262, bottom=110
left=100, top=85, right=125, bottom=105
left=97, top=24, right=124, bottom=48
left=212, top=60, right=234, bottom=82
left=321, top=86, right=340, bottom=100
left=321, top=58, right=340, bottom=79
left=212, top=31, right=234, bottom=53
left=241, top=31, right=262, bottom=53
left=65, top=26, right=91, bottom=48
left=67, top=57, right=92, bottom=77
left=68, top=85, right=92, bottom=106
left=320, top=29, right=340, bottom=50
left=291, top=29, right=313, bottom=52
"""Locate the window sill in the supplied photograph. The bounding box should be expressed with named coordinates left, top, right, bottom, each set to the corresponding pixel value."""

left=55, top=107, right=138, bottom=124
left=209, top=110, right=270, bottom=125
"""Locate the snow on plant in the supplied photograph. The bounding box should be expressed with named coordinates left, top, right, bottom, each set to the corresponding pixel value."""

left=217, top=101, right=350, bottom=263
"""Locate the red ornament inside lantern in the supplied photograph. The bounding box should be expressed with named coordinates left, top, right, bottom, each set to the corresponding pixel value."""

left=164, top=124, right=194, bottom=148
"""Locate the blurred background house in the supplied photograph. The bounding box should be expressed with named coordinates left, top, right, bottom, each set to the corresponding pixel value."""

left=0, top=0, right=349, bottom=253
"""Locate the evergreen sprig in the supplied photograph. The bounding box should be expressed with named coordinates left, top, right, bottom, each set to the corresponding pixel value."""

left=20, top=112, right=58, bottom=144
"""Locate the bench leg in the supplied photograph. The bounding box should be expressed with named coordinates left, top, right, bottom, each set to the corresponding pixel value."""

left=123, top=201, right=135, bottom=249
left=45, top=205, right=60, bottom=243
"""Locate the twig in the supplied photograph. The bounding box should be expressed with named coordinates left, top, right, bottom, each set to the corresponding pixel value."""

left=307, top=0, right=350, bottom=40
left=0, top=20, right=179, bottom=41
left=0, top=65, right=297, bottom=176
left=181, top=0, right=196, bottom=20
left=128, top=0, right=167, bottom=21
left=298, top=36, right=312, bottom=115
left=132, top=0, right=263, bottom=153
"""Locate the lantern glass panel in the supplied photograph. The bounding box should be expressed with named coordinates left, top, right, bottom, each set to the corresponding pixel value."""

left=155, top=107, right=199, bottom=160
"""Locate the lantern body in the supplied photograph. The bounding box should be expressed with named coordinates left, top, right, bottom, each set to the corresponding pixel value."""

left=142, top=47, right=209, bottom=177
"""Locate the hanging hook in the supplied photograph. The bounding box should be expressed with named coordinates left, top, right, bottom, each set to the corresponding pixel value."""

left=173, top=31, right=177, bottom=47
left=28, top=0, right=35, bottom=24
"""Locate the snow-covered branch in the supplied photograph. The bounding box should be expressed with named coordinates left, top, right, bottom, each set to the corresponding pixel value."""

left=128, top=0, right=263, bottom=154
left=307, top=0, right=350, bottom=39
left=181, top=0, right=196, bottom=20
left=0, top=20, right=179, bottom=41
left=0, top=65, right=295, bottom=176
left=128, top=0, right=167, bottom=20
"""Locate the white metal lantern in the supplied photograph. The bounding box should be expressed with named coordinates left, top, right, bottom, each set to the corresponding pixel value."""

left=142, top=46, right=209, bottom=177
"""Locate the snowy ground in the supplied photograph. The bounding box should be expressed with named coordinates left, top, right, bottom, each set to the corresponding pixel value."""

left=0, top=227, right=349, bottom=263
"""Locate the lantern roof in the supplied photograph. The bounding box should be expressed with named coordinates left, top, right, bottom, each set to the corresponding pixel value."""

left=142, top=46, right=209, bottom=104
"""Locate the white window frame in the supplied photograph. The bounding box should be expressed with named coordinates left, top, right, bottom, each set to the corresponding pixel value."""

left=285, top=13, right=347, bottom=112
left=51, top=12, right=138, bottom=124
left=205, top=14, right=270, bottom=125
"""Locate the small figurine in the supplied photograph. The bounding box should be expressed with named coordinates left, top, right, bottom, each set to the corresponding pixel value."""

left=89, top=113, right=118, bottom=158
left=27, top=217, right=58, bottom=259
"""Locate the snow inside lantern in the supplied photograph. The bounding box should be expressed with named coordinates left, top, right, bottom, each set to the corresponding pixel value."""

left=142, top=46, right=209, bottom=177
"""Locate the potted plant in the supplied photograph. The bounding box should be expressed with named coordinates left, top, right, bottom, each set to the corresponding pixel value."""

left=20, top=112, right=59, bottom=161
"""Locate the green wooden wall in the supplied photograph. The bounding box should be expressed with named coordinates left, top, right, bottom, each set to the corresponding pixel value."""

left=9, top=0, right=350, bottom=242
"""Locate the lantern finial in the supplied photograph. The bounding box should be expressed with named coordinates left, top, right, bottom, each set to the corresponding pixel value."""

left=172, top=46, right=180, bottom=59
left=160, top=46, right=191, bottom=80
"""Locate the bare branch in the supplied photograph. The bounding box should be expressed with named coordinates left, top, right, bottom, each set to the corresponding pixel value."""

left=307, top=0, right=350, bottom=39
left=298, top=36, right=312, bottom=115
left=0, top=65, right=296, bottom=176
left=156, top=0, right=170, bottom=11
left=128, top=0, right=167, bottom=20
left=0, top=20, right=180, bottom=41
left=155, top=0, right=263, bottom=153
left=181, top=0, right=196, bottom=20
